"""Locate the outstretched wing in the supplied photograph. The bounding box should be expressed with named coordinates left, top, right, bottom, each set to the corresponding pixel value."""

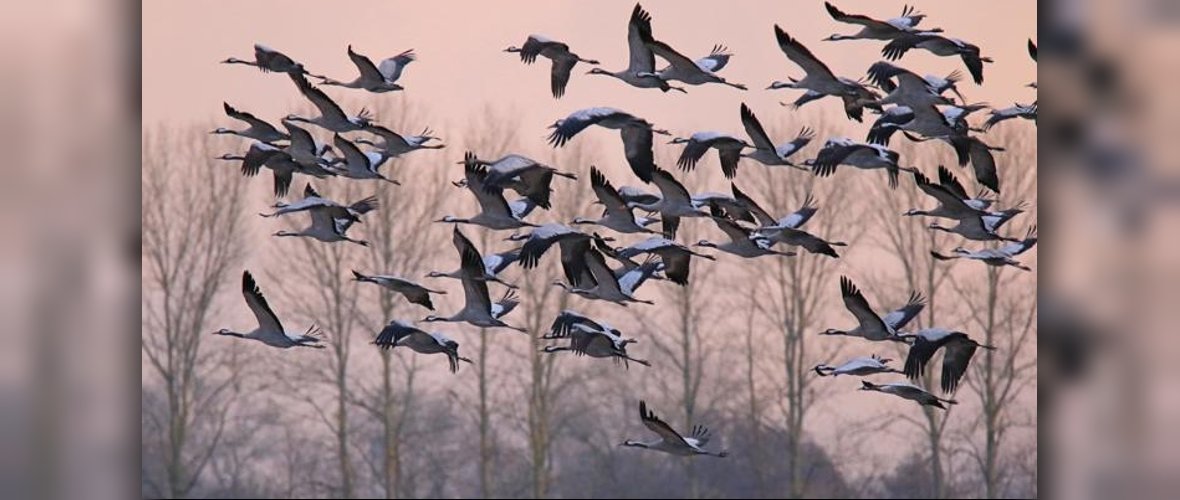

left=242, top=271, right=284, bottom=333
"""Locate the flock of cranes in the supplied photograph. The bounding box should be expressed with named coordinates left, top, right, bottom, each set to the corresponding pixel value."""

left=208, top=2, right=1036, bottom=459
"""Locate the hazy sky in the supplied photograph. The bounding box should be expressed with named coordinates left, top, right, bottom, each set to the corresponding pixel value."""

left=144, top=0, right=1037, bottom=136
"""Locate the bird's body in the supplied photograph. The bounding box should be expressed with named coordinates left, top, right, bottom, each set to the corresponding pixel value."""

left=354, top=124, right=444, bottom=159
left=427, top=227, right=521, bottom=289
left=621, top=401, right=728, bottom=457
left=696, top=209, right=796, bottom=259
left=572, top=167, right=660, bottom=234
left=739, top=104, right=813, bottom=168
left=318, top=46, right=414, bottom=93
left=632, top=168, right=710, bottom=239
left=373, top=320, right=472, bottom=373
left=814, top=354, right=901, bottom=377
left=327, top=134, right=399, bottom=184
left=547, top=107, right=669, bottom=183
left=769, top=26, right=881, bottom=121
left=808, top=138, right=909, bottom=188
left=983, top=103, right=1037, bottom=131
left=352, top=270, right=447, bottom=310
left=424, top=234, right=526, bottom=332
left=541, top=310, right=649, bottom=367
left=618, top=236, right=716, bottom=286
left=671, top=131, right=752, bottom=179
left=586, top=4, right=685, bottom=93
left=471, top=153, right=577, bottom=210
left=262, top=184, right=378, bottom=246
left=820, top=276, right=925, bottom=342
left=883, top=33, right=992, bottom=84
left=505, top=34, right=599, bottom=98
left=822, top=2, right=936, bottom=42
left=904, top=167, right=996, bottom=220
left=552, top=247, right=658, bottom=306
left=899, top=328, right=997, bottom=393
left=647, top=38, right=746, bottom=90
left=860, top=380, right=958, bottom=409
left=221, top=44, right=318, bottom=76
left=213, top=102, right=290, bottom=143
left=437, top=153, right=538, bottom=231
left=286, top=73, right=373, bottom=133
left=928, top=208, right=1024, bottom=242
left=213, top=271, right=324, bottom=349
left=932, top=226, right=1037, bottom=271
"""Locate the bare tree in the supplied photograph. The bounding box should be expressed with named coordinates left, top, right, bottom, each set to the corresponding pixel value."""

left=141, top=125, right=248, bottom=498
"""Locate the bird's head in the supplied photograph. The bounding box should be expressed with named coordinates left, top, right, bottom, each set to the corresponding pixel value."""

left=547, top=119, right=565, bottom=130
left=822, top=34, right=849, bottom=42
left=767, top=80, right=794, bottom=90
left=273, top=230, right=297, bottom=237
left=214, top=153, right=236, bottom=161
left=667, top=137, right=690, bottom=145
left=859, top=380, right=878, bottom=391
left=425, top=271, right=446, bottom=278
left=212, top=328, right=230, bottom=336
left=434, top=216, right=458, bottom=223
left=504, top=232, right=530, bottom=242
left=422, top=315, right=442, bottom=323
left=951, top=246, right=970, bottom=255
left=901, top=208, right=923, bottom=217
left=504, top=46, right=520, bottom=53
left=220, top=57, right=240, bottom=64
left=210, top=128, right=230, bottom=135
left=694, top=240, right=717, bottom=249
left=651, top=128, right=671, bottom=136
left=283, top=113, right=304, bottom=122
left=619, top=440, right=646, bottom=448
left=540, top=345, right=564, bottom=353
left=819, top=328, right=844, bottom=336
left=800, top=158, right=816, bottom=167
left=586, top=68, right=610, bottom=76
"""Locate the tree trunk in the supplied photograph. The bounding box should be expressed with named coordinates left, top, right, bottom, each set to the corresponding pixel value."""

left=478, top=327, right=492, bottom=499
left=983, top=267, right=999, bottom=498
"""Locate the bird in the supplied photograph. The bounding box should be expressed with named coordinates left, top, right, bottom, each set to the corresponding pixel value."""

left=882, top=32, right=993, bottom=84
left=468, top=153, right=578, bottom=210
left=279, top=120, right=340, bottom=177
left=617, top=185, right=662, bottom=208
left=630, top=167, right=710, bottom=239
left=644, top=35, right=747, bottom=90
left=806, top=137, right=911, bottom=188
left=820, top=276, right=925, bottom=341
left=585, top=4, right=686, bottom=93
left=571, top=166, right=660, bottom=234
left=768, top=26, right=881, bottom=122
left=865, top=105, right=963, bottom=147
left=514, top=224, right=597, bottom=274
left=212, top=271, right=325, bottom=349
left=540, top=310, right=649, bottom=368
left=859, top=380, right=958, bottom=409
left=212, top=102, right=290, bottom=143
left=621, top=401, right=728, bottom=457
left=618, top=236, right=716, bottom=286
left=670, top=132, right=753, bottom=179
left=546, top=107, right=670, bottom=183
left=552, top=247, right=659, bottom=306
left=738, top=103, right=814, bottom=169
left=931, top=226, right=1037, bottom=271
left=286, top=73, right=374, bottom=133
left=261, top=184, right=378, bottom=246
left=927, top=208, right=1025, bottom=242
left=899, top=328, right=997, bottom=393
left=436, top=153, right=539, bottom=230
left=727, top=187, right=847, bottom=257
left=354, top=124, right=445, bottom=159
left=423, top=240, right=526, bottom=332
left=1028, top=39, right=1037, bottom=62
left=317, top=45, right=413, bottom=93
left=865, top=62, right=957, bottom=109
left=352, top=270, right=448, bottom=311
left=372, top=320, right=472, bottom=373
left=982, top=103, right=1037, bottom=131
left=426, top=227, right=521, bottom=289
left=904, top=167, right=995, bottom=220
left=654, top=44, right=734, bottom=80
left=821, top=2, right=938, bottom=41
left=900, top=131, right=1005, bottom=193
left=695, top=206, right=797, bottom=259
left=221, top=44, right=320, bottom=76
left=327, top=134, right=400, bottom=184
left=215, top=142, right=300, bottom=198
left=505, top=35, right=599, bottom=98
left=814, top=354, right=903, bottom=377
